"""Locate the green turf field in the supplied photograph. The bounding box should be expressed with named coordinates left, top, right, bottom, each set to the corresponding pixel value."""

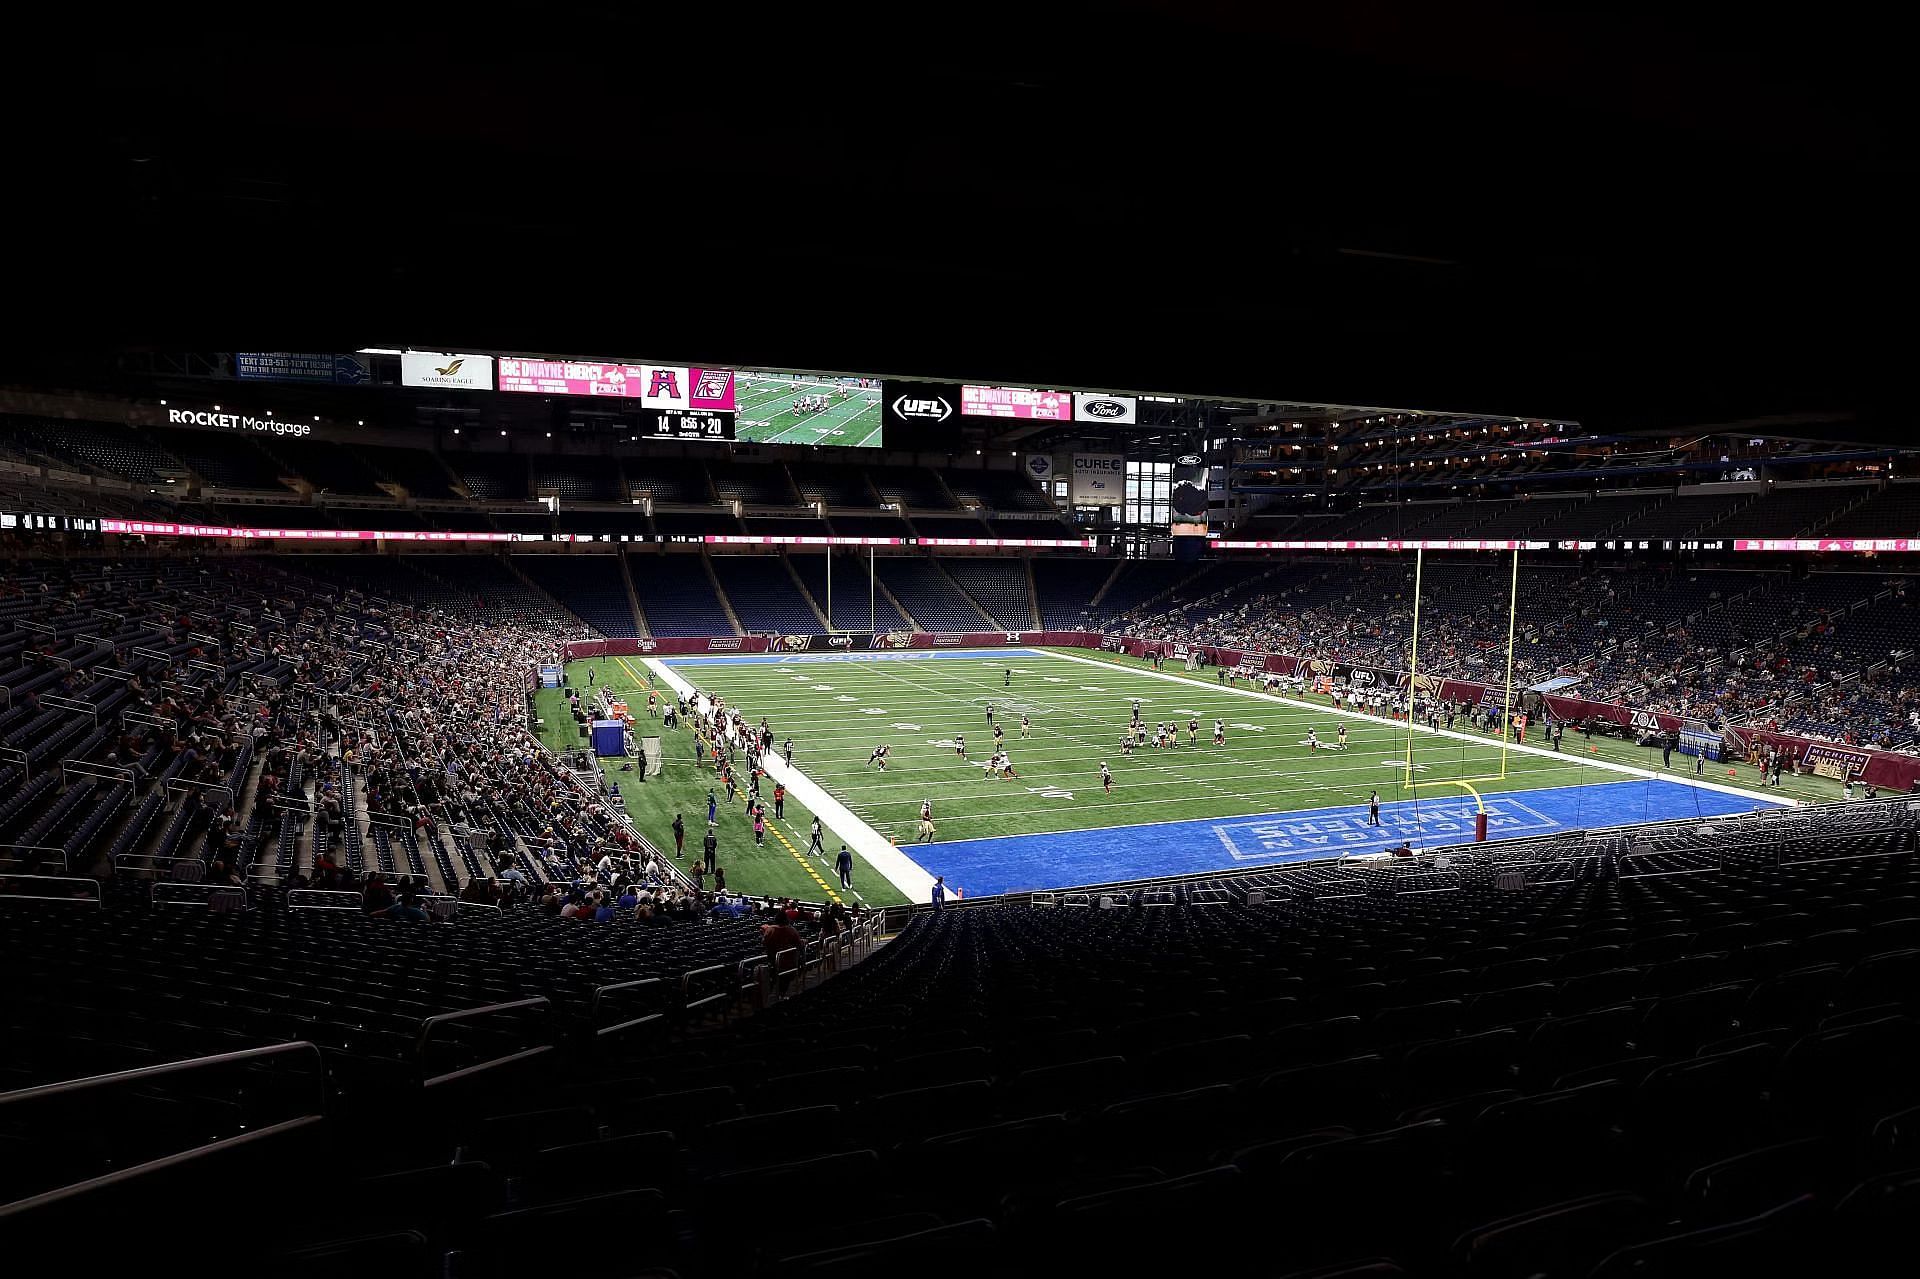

left=733, top=374, right=883, bottom=447
left=535, top=658, right=910, bottom=907
left=655, top=646, right=1841, bottom=850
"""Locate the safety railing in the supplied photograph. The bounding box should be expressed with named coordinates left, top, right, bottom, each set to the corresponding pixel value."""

left=0, top=874, right=100, bottom=906
left=417, top=996, right=552, bottom=1091
left=0, top=844, right=70, bottom=875
left=62, top=760, right=135, bottom=789
left=680, top=962, right=733, bottom=1021
left=151, top=882, right=248, bottom=911
left=164, top=777, right=233, bottom=813
left=113, top=852, right=204, bottom=879
left=590, top=976, right=670, bottom=1050
left=286, top=889, right=363, bottom=911
left=0, top=744, right=30, bottom=782
left=0, top=1041, right=326, bottom=1214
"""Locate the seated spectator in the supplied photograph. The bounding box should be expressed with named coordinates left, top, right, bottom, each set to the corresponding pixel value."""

left=361, top=871, right=395, bottom=915
left=386, top=891, right=429, bottom=923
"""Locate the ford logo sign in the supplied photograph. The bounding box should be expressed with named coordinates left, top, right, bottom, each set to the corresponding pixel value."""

left=1082, top=398, right=1128, bottom=419
left=891, top=395, right=952, bottom=422
left=1176, top=454, right=1203, bottom=467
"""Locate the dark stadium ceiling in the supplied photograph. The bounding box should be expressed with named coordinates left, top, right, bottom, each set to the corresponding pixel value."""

left=6, top=3, right=1915, bottom=449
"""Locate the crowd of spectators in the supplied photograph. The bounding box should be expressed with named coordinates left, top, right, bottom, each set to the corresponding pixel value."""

left=1117, top=562, right=1920, bottom=751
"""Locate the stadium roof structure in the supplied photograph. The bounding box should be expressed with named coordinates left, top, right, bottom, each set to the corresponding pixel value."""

left=7, top=3, right=1913, bottom=448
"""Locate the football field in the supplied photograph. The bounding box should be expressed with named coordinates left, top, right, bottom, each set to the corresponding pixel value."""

left=655, top=647, right=1794, bottom=898
left=734, top=374, right=883, bottom=446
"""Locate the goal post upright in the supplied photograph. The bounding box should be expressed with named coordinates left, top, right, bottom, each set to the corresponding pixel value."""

left=1498, top=547, right=1520, bottom=782
left=1403, top=547, right=1425, bottom=790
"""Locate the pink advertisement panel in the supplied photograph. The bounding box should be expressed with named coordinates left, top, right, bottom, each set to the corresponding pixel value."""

left=103, top=520, right=518, bottom=541
left=497, top=359, right=647, bottom=397
left=960, top=385, right=1074, bottom=420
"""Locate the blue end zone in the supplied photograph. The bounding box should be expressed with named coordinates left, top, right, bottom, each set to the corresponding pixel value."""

left=913, top=779, right=1790, bottom=898
left=662, top=648, right=1047, bottom=667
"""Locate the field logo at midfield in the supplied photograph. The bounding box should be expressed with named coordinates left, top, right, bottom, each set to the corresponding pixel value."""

left=1026, top=785, right=1075, bottom=800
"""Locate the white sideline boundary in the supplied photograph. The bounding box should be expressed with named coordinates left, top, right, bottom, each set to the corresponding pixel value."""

left=1044, top=648, right=1798, bottom=810
left=643, top=657, right=939, bottom=903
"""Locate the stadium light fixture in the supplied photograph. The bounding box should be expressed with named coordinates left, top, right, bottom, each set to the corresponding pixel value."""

left=500, top=430, right=508, bottom=437
left=213, top=404, right=220, bottom=410
left=452, top=428, right=460, bottom=434
left=357, top=420, right=364, bottom=426
left=159, top=399, right=166, bottom=405
left=313, top=415, right=320, bottom=422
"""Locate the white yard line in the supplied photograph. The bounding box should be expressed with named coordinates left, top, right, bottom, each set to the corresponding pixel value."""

left=644, top=657, right=939, bottom=902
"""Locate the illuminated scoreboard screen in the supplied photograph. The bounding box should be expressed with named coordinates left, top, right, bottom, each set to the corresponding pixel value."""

left=646, top=410, right=736, bottom=441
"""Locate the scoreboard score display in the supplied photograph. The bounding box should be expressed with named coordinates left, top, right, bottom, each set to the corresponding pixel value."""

left=646, top=410, right=736, bottom=441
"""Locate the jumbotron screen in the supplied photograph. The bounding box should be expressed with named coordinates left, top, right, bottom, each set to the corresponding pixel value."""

left=732, top=372, right=884, bottom=446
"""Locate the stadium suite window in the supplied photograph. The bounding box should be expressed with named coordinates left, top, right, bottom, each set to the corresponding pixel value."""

left=1126, top=460, right=1171, bottom=525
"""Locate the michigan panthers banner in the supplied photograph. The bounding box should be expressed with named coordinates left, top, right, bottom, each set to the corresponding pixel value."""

left=1803, top=742, right=1873, bottom=781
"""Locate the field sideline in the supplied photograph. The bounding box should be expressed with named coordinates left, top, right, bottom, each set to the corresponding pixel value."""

left=656, top=646, right=1803, bottom=896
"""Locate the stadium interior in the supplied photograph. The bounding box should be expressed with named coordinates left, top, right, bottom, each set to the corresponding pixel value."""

left=7, top=7, right=1920, bottom=1277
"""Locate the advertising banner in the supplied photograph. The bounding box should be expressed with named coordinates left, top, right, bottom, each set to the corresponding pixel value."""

left=1735, top=538, right=1920, bottom=553
left=1070, top=453, right=1126, bottom=505
left=498, top=358, right=645, bottom=397
left=961, top=385, right=1073, bottom=420
left=1171, top=452, right=1209, bottom=538
left=103, top=519, right=518, bottom=541
left=235, top=353, right=371, bottom=385
left=1073, top=392, right=1137, bottom=424
left=1024, top=454, right=1054, bottom=484
left=401, top=352, right=495, bottom=391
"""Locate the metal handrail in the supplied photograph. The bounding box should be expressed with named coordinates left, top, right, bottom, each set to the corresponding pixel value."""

left=0, top=874, right=100, bottom=905
left=0, top=844, right=71, bottom=874
left=417, top=996, right=551, bottom=1058
left=590, top=975, right=665, bottom=1023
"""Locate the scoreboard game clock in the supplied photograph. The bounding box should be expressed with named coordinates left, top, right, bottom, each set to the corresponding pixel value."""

left=645, top=411, right=736, bottom=441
